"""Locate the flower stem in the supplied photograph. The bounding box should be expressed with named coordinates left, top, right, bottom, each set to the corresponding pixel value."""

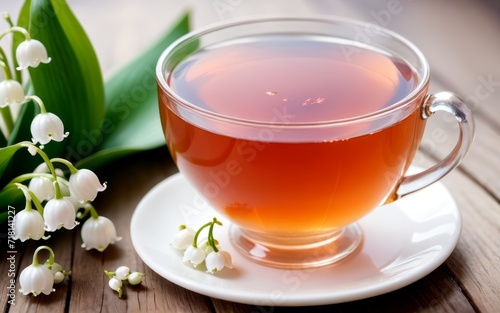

left=15, top=183, right=45, bottom=215
left=0, top=57, right=12, bottom=79
left=32, top=245, right=55, bottom=266
left=208, top=222, right=218, bottom=253
left=50, top=157, right=78, bottom=174
left=8, top=172, right=54, bottom=185
left=104, top=270, right=115, bottom=279
left=192, top=221, right=213, bottom=248
left=25, top=95, right=47, bottom=113
left=3, top=13, right=14, bottom=28
left=192, top=218, right=222, bottom=251
left=85, top=203, right=99, bottom=219
left=0, top=26, right=30, bottom=42
left=19, top=142, right=65, bottom=199
left=0, top=106, right=14, bottom=138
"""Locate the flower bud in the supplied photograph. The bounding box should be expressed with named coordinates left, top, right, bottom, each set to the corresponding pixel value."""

left=108, top=277, right=123, bottom=298
left=115, top=266, right=130, bottom=280
left=127, top=272, right=145, bottom=285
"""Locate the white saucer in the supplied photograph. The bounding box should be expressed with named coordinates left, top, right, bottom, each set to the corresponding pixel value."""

left=130, top=173, right=461, bottom=306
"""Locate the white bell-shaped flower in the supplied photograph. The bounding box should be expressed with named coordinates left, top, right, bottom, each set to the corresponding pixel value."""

left=183, top=246, right=206, bottom=267
left=13, top=208, right=46, bottom=241
left=28, top=176, right=55, bottom=201
left=127, top=272, right=145, bottom=285
left=16, top=39, right=51, bottom=70
left=19, top=263, right=55, bottom=296
left=43, top=197, right=77, bottom=231
left=108, top=277, right=123, bottom=298
left=114, top=266, right=130, bottom=280
left=31, top=112, right=68, bottom=145
left=205, top=251, right=234, bottom=274
left=171, top=227, right=195, bottom=250
left=0, top=79, right=25, bottom=108
left=81, top=216, right=121, bottom=252
left=69, top=169, right=106, bottom=202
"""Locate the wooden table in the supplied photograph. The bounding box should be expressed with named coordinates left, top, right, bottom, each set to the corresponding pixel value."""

left=1, top=0, right=499, bottom=312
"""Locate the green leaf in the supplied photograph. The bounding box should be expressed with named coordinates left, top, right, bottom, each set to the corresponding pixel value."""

left=21, top=0, right=105, bottom=160
left=75, top=11, right=193, bottom=169
left=0, top=144, right=24, bottom=182
left=0, top=185, right=24, bottom=224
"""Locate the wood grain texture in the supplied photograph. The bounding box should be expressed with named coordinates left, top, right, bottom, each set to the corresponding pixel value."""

left=1, top=0, right=499, bottom=312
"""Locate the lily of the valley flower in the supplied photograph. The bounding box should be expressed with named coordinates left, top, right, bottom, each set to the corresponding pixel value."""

left=127, top=272, right=145, bottom=285
left=43, top=197, right=78, bottom=231
left=114, top=266, right=130, bottom=280
left=183, top=246, right=206, bottom=267
left=31, top=112, right=68, bottom=146
left=108, top=278, right=123, bottom=298
left=19, top=262, right=54, bottom=296
left=174, top=218, right=233, bottom=273
left=19, top=246, right=57, bottom=296
left=81, top=215, right=121, bottom=252
left=0, top=79, right=24, bottom=107
left=205, top=251, right=234, bottom=274
left=48, top=262, right=64, bottom=284
left=69, top=169, right=106, bottom=202
left=171, top=226, right=195, bottom=250
left=104, top=266, right=145, bottom=293
left=14, top=208, right=46, bottom=241
left=16, top=39, right=51, bottom=70
left=105, top=267, right=145, bottom=282
left=28, top=176, right=55, bottom=201
left=45, top=261, right=70, bottom=284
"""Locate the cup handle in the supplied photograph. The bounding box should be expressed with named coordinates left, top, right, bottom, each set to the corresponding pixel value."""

left=397, top=91, right=475, bottom=198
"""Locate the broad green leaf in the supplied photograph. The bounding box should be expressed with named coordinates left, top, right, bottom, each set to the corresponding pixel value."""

left=76, top=11, right=192, bottom=169
left=0, top=122, right=6, bottom=147
left=0, top=212, right=7, bottom=225
left=0, top=185, right=24, bottom=224
left=0, top=144, right=24, bottom=182
left=22, top=0, right=105, bottom=160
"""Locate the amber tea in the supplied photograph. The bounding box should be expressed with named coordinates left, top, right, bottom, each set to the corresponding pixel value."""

left=161, top=36, right=425, bottom=233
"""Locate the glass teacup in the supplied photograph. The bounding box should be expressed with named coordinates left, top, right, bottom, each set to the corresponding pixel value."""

left=156, top=16, right=474, bottom=268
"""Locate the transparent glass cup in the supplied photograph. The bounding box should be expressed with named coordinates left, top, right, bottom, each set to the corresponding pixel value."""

left=156, top=16, right=474, bottom=269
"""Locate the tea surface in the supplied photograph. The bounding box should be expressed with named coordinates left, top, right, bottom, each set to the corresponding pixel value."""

left=169, top=35, right=417, bottom=124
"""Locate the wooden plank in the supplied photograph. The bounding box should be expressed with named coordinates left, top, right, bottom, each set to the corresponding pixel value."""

left=0, top=235, right=25, bottom=311
left=211, top=265, right=476, bottom=313
left=7, top=233, right=72, bottom=313
left=66, top=150, right=214, bottom=313
left=440, top=169, right=500, bottom=313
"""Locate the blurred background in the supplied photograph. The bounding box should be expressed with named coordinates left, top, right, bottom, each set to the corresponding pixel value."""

left=3, top=0, right=499, bottom=186
left=3, top=0, right=498, bottom=81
